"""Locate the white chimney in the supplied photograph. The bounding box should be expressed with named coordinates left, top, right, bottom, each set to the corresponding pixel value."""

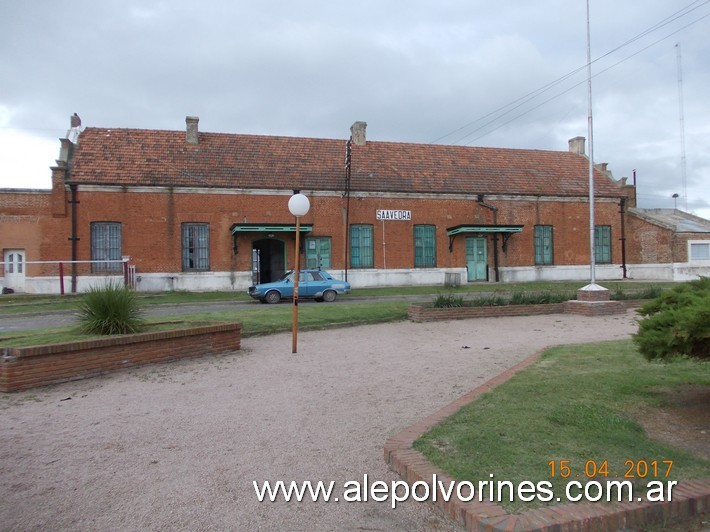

left=186, top=116, right=199, bottom=145
left=568, top=136, right=585, bottom=156
left=350, top=121, right=367, bottom=146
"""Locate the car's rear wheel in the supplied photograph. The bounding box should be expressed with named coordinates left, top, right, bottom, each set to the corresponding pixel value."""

left=322, top=290, right=337, bottom=303
left=265, top=291, right=281, bottom=304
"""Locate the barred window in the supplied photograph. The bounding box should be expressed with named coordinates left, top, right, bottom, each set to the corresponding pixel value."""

left=534, top=225, right=553, bottom=265
left=91, top=222, right=122, bottom=272
left=350, top=225, right=373, bottom=268
left=182, top=223, right=210, bottom=271
left=414, top=225, right=436, bottom=268
left=595, top=225, right=612, bottom=264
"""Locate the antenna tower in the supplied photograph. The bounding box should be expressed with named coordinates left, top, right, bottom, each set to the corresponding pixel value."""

left=676, top=43, right=688, bottom=211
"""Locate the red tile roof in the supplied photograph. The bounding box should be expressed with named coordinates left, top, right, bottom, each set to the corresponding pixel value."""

left=68, top=127, right=626, bottom=197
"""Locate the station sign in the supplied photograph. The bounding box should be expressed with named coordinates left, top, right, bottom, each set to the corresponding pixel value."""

left=376, top=209, right=411, bottom=221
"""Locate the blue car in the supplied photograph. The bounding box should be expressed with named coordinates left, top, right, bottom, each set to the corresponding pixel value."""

left=248, top=269, right=351, bottom=304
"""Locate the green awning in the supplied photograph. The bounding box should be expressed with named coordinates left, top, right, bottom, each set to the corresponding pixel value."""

left=446, top=224, right=523, bottom=236
left=231, top=223, right=313, bottom=234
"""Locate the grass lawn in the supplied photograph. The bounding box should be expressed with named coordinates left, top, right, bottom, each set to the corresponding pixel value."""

left=413, top=339, right=710, bottom=512
left=0, top=319, right=229, bottom=347
left=0, top=280, right=677, bottom=315
left=0, top=301, right=411, bottom=346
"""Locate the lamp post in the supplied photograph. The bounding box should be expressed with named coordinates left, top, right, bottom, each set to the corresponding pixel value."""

left=672, top=193, right=679, bottom=210
left=288, top=192, right=310, bottom=353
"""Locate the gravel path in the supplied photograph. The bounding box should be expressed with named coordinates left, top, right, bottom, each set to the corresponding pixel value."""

left=0, top=312, right=638, bottom=531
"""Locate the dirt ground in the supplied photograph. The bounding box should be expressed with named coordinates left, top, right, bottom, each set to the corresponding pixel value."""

left=0, top=310, right=704, bottom=531
left=634, top=384, right=709, bottom=461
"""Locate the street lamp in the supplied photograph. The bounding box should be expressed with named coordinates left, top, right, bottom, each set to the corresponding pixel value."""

left=672, top=193, right=679, bottom=210
left=288, top=192, right=310, bottom=353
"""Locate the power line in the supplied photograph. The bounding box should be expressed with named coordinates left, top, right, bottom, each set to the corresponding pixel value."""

left=432, top=0, right=710, bottom=145
left=458, top=12, right=710, bottom=146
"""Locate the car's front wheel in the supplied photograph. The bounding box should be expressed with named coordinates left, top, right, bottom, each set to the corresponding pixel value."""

left=265, top=291, right=281, bottom=304
left=322, top=290, right=337, bottom=303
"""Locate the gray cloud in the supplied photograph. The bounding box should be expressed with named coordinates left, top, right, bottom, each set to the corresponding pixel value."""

left=1, top=0, right=708, bottom=215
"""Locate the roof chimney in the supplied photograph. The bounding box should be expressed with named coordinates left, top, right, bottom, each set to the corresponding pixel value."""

left=568, top=136, right=585, bottom=156
left=67, top=113, right=81, bottom=144
left=186, top=116, right=199, bottom=145
left=350, top=121, right=367, bottom=146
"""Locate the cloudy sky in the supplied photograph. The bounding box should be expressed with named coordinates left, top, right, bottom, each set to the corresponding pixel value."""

left=2, top=0, right=709, bottom=217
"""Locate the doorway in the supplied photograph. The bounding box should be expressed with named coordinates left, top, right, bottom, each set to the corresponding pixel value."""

left=3, top=249, right=26, bottom=292
left=252, top=238, right=285, bottom=284
left=466, top=237, right=488, bottom=281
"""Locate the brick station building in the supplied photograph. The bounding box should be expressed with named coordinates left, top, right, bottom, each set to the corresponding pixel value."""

left=1, top=116, right=709, bottom=293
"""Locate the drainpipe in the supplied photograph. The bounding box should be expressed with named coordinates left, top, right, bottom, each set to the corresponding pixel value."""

left=619, top=197, right=628, bottom=279
left=343, top=138, right=352, bottom=282
left=477, top=195, right=500, bottom=282
left=68, top=184, right=80, bottom=292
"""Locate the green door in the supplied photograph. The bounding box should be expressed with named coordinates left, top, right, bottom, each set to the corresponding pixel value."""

left=466, top=237, right=488, bottom=281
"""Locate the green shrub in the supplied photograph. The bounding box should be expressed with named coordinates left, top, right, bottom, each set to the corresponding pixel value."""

left=610, top=286, right=664, bottom=301
left=467, top=294, right=507, bottom=307
left=465, top=290, right=572, bottom=307
left=432, top=293, right=464, bottom=308
left=509, top=290, right=573, bottom=305
left=77, top=280, right=145, bottom=335
left=633, top=277, right=710, bottom=361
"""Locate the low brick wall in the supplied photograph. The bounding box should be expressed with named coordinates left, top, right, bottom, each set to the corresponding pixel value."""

left=0, top=323, right=241, bottom=392
left=384, top=349, right=710, bottom=531
left=565, top=299, right=627, bottom=316
left=408, top=300, right=644, bottom=322
left=408, top=303, right=566, bottom=322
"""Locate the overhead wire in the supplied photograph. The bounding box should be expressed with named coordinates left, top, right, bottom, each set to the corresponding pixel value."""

left=431, top=0, right=710, bottom=146
left=461, top=11, right=710, bottom=146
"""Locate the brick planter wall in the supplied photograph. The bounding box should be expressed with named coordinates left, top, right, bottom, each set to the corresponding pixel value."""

left=0, top=323, right=241, bottom=392
left=408, top=300, right=645, bottom=322
left=408, top=303, right=566, bottom=322
left=565, top=299, right=627, bottom=316
left=384, top=349, right=710, bottom=531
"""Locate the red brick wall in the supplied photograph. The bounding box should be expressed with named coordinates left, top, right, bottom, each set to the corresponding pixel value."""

left=0, top=190, right=51, bottom=276
left=0, top=323, right=241, bottom=392
left=625, top=215, right=673, bottom=264
left=33, top=187, right=624, bottom=274
left=673, top=233, right=710, bottom=262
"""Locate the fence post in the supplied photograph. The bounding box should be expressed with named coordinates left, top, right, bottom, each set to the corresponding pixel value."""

left=59, top=262, right=65, bottom=295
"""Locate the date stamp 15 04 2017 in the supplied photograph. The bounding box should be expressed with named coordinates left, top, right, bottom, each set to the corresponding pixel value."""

left=548, top=459, right=674, bottom=480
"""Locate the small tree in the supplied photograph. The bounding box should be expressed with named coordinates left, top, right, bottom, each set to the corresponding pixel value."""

left=633, top=277, right=709, bottom=361
left=77, top=280, right=145, bottom=335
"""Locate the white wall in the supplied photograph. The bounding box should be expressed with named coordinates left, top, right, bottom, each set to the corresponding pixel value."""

left=336, top=268, right=467, bottom=288
left=499, top=265, right=624, bottom=283
left=7, top=262, right=709, bottom=294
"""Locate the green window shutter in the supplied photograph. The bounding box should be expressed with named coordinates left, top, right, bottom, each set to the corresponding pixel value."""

left=350, top=225, right=373, bottom=268
left=414, top=225, right=436, bottom=267
left=534, top=225, right=553, bottom=265
left=594, top=225, right=611, bottom=264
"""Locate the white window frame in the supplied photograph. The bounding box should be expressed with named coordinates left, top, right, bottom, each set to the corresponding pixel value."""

left=688, top=240, right=710, bottom=262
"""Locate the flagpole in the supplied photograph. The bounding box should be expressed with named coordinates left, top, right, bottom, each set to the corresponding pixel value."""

left=586, top=0, right=596, bottom=285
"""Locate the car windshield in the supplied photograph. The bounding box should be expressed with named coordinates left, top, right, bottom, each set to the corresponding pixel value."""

left=280, top=271, right=295, bottom=282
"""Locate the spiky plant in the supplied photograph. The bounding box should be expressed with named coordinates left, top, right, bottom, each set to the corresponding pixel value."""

left=77, top=280, right=145, bottom=335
